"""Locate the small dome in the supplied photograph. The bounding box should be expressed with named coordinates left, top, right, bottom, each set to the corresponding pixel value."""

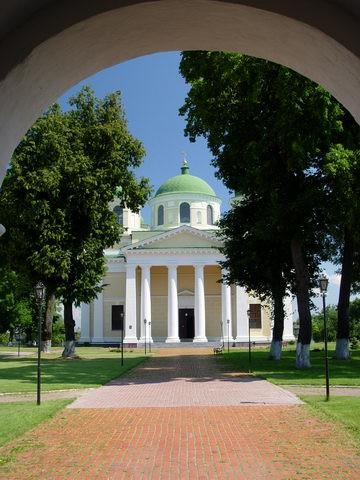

left=155, top=160, right=216, bottom=197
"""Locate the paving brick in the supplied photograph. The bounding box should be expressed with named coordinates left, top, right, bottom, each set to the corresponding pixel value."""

left=0, top=348, right=358, bottom=479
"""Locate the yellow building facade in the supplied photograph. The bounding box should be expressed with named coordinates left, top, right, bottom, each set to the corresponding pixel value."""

left=80, top=161, right=294, bottom=345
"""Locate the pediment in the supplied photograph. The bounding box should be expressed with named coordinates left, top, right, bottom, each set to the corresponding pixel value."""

left=123, top=225, right=221, bottom=251
left=178, top=289, right=194, bottom=296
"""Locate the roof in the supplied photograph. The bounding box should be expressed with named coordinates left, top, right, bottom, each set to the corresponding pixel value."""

left=154, top=160, right=216, bottom=198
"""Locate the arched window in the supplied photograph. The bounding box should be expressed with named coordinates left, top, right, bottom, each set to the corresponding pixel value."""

left=180, top=202, right=190, bottom=223
left=157, top=205, right=164, bottom=225
left=113, top=206, right=123, bottom=225
left=207, top=205, right=214, bottom=225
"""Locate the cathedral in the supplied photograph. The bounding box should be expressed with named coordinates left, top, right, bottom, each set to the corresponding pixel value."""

left=80, top=161, right=294, bottom=345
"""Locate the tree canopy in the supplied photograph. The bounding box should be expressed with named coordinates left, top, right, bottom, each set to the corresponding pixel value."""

left=0, top=87, right=151, bottom=354
left=179, top=51, right=345, bottom=366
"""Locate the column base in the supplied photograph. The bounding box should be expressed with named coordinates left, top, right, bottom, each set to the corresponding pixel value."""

left=138, top=336, right=153, bottom=344
left=193, top=336, right=208, bottom=343
left=235, top=336, right=250, bottom=342
left=79, top=336, right=90, bottom=343
left=165, top=336, right=181, bottom=343
left=283, top=334, right=296, bottom=341
left=221, top=336, right=235, bottom=343
left=123, top=336, right=138, bottom=344
left=91, top=337, right=105, bottom=343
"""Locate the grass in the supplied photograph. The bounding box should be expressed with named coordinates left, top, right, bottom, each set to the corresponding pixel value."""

left=222, top=344, right=360, bottom=385
left=0, top=346, right=147, bottom=394
left=301, top=396, right=360, bottom=447
left=0, top=399, right=72, bottom=450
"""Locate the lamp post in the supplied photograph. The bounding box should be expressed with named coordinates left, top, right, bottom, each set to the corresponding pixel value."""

left=220, top=320, right=224, bottom=347
left=35, top=281, right=46, bottom=405
left=247, top=308, right=252, bottom=373
left=226, top=319, right=230, bottom=353
left=319, top=274, right=330, bottom=401
left=144, top=318, right=147, bottom=355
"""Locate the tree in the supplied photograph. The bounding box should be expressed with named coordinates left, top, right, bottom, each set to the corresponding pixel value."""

left=323, top=131, right=360, bottom=358
left=0, top=266, right=34, bottom=341
left=218, top=194, right=294, bottom=360
left=0, top=87, right=150, bottom=356
left=179, top=51, right=343, bottom=367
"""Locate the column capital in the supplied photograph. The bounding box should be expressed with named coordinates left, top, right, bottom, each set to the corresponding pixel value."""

left=194, top=264, right=205, bottom=272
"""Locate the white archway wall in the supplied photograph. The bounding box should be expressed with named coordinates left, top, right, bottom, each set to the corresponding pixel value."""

left=1, top=0, right=360, bottom=182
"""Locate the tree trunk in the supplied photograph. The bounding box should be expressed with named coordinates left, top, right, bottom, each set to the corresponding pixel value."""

left=269, top=282, right=286, bottom=360
left=291, top=238, right=312, bottom=368
left=62, top=300, right=76, bottom=358
left=336, top=228, right=354, bottom=360
left=41, top=293, right=56, bottom=353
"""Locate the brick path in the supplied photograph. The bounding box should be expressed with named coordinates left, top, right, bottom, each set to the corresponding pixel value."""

left=0, top=349, right=359, bottom=479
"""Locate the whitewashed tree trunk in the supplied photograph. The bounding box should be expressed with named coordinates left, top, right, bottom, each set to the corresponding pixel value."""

left=335, top=338, right=350, bottom=360
left=269, top=339, right=282, bottom=360
left=295, top=342, right=311, bottom=368
left=62, top=340, right=76, bottom=358
left=41, top=339, right=51, bottom=353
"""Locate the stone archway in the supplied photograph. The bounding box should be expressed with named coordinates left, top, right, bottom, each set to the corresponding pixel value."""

left=1, top=0, right=360, bottom=184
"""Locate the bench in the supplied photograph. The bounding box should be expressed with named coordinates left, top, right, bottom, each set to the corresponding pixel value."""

left=213, top=345, right=224, bottom=355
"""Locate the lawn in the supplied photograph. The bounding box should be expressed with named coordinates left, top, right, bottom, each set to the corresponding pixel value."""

left=222, top=345, right=360, bottom=386
left=301, top=396, right=360, bottom=447
left=0, top=399, right=72, bottom=450
left=0, top=346, right=147, bottom=393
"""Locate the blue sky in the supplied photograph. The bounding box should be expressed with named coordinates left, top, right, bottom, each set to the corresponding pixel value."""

left=59, top=51, right=341, bottom=309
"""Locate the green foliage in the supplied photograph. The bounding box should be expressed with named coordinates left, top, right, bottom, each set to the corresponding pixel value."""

left=179, top=52, right=344, bottom=349
left=349, top=298, right=360, bottom=340
left=0, top=87, right=151, bottom=348
left=0, top=267, right=34, bottom=337
left=51, top=317, right=65, bottom=346
left=312, top=300, right=360, bottom=343
left=312, top=306, right=338, bottom=342
left=0, top=87, right=150, bottom=305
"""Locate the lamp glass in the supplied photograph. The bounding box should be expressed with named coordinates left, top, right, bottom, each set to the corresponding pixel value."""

left=35, top=282, right=46, bottom=302
left=319, top=277, right=329, bottom=293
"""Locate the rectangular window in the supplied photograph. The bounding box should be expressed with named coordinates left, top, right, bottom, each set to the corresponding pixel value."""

left=249, top=304, right=262, bottom=329
left=112, top=305, right=124, bottom=330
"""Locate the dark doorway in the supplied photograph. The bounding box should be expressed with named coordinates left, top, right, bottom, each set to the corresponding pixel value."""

left=179, top=308, right=195, bottom=340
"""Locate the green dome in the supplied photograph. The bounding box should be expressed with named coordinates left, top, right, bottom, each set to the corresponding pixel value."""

left=155, top=161, right=216, bottom=198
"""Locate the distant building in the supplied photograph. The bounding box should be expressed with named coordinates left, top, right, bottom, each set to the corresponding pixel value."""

left=80, top=161, right=294, bottom=344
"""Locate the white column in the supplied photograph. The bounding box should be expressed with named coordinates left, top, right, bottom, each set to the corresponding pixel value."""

left=93, top=289, right=104, bottom=343
left=235, top=286, right=249, bottom=343
left=221, top=274, right=234, bottom=343
left=194, top=265, right=207, bottom=342
left=139, top=265, right=153, bottom=343
left=80, top=302, right=90, bottom=343
left=283, top=294, right=295, bottom=341
left=124, top=264, right=138, bottom=344
left=166, top=265, right=180, bottom=343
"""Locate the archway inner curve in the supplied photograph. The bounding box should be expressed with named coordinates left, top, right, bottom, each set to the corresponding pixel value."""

left=1, top=0, right=360, bottom=183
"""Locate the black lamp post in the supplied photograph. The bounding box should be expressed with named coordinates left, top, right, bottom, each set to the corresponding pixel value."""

left=247, top=308, right=252, bottom=373
left=35, top=281, right=46, bottom=406
left=144, top=318, right=147, bottom=355
left=319, top=273, right=330, bottom=401
left=220, top=320, right=224, bottom=347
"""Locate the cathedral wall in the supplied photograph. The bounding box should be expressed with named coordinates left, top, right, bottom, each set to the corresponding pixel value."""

left=205, top=295, right=222, bottom=338
left=151, top=296, right=167, bottom=338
